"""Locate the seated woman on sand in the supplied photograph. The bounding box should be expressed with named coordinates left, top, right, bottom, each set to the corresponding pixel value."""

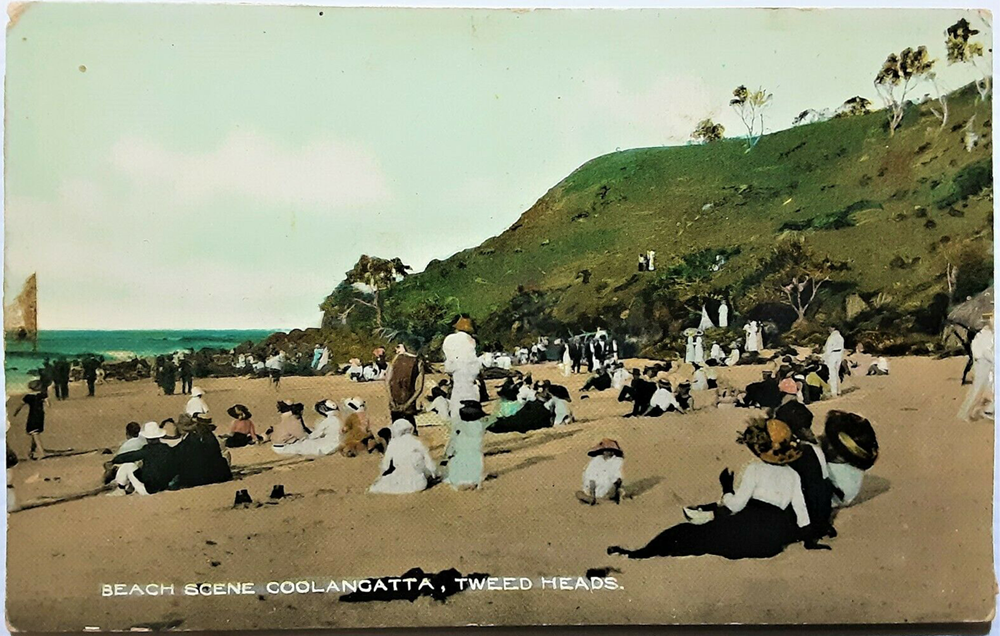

left=418, top=386, right=452, bottom=424
left=820, top=410, right=878, bottom=508
left=185, top=387, right=210, bottom=416
left=275, top=400, right=343, bottom=456
left=608, top=418, right=810, bottom=560
left=224, top=404, right=260, bottom=448
left=369, top=419, right=437, bottom=494
left=339, top=398, right=382, bottom=456
left=174, top=414, right=233, bottom=489
left=270, top=401, right=309, bottom=453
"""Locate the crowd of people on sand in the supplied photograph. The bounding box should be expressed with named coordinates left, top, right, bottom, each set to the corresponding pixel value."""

left=6, top=307, right=995, bottom=562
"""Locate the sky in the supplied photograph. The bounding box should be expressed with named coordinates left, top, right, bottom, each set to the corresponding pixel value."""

left=3, top=5, right=989, bottom=329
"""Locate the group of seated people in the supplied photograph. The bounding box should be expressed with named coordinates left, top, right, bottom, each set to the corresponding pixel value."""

left=608, top=407, right=879, bottom=559
left=104, top=414, right=233, bottom=496
left=580, top=362, right=631, bottom=393
left=617, top=365, right=694, bottom=417
left=732, top=352, right=857, bottom=410
left=489, top=373, right=574, bottom=431
left=344, top=347, right=389, bottom=382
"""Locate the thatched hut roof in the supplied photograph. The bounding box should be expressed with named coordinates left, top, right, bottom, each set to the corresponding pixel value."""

left=947, top=286, right=994, bottom=331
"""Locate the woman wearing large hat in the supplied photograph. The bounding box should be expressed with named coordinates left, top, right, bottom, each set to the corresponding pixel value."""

left=442, top=314, right=482, bottom=418
left=444, top=400, right=492, bottom=490
left=224, top=404, right=259, bottom=448
left=576, top=439, right=624, bottom=505
left=821, top=410, right=878, bottom=507
left=608, top=418, right=810, bottom=560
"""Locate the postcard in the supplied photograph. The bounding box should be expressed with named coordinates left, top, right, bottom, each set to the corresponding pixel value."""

left=3, top=3, right=996, bottom=631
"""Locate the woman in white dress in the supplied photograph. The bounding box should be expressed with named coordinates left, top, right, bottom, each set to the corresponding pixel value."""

left=443, top=316, right=482, bottom=418
left=369, top=420, right=437, bottom=495
left=275, top=400, right=342, bottom=456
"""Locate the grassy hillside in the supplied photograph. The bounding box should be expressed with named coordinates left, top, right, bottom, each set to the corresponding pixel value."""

left=350, top=84, right=994, bottom=354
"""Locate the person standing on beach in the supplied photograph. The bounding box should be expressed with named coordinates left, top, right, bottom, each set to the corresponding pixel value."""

left=442, top=316, right=482, bottom=419
left=54, top=358, right=71, bottom=400
left=179, top=355, right=194, bottom=395
left=12, top=383, right=49, bottom=460
left=386, top=343, right=424, bottom=427
left=958, top=313, right=994, bottom=421
left=40, top=359, right=54, bottom=395
left=823, top=327, right=845, bottom=397
left=83, top=356, right=100, bottom=397
left=158, top=357, right=177, bottom=395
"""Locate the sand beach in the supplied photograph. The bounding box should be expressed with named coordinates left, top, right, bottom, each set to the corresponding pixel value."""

left=4, top=356, right=995, bottom=630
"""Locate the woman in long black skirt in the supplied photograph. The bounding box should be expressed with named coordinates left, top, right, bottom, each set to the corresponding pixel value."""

left=608, top=418, right=811, bottom=560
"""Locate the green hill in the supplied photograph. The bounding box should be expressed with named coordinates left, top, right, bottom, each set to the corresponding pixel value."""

left=328, top=84, right=993, bottom=356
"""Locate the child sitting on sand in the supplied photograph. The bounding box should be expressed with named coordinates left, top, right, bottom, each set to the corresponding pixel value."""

left=576, top=439, right=624, bottom=505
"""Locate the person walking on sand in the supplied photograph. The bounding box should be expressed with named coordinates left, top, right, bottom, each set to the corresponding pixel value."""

left=823, top=327, right=845, bottom=397
left=959, top=314, right=994, bottom=421
left=13, top=382, right=49, bottom=460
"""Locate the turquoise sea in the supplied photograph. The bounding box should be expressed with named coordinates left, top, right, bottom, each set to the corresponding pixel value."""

left=3, top=330, right=273, bottom=391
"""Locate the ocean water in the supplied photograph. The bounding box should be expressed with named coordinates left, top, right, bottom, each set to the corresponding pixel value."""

left=3, top=330, right=273, bottom=391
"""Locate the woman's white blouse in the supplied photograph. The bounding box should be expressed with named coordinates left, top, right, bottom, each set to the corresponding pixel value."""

left=722, top=461, right=810, bottom=528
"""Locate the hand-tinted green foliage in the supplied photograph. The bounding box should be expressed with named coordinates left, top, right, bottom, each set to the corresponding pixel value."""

left=935, top=160, right=992, bottom=209
left=319, top=83, right=991, bottom=354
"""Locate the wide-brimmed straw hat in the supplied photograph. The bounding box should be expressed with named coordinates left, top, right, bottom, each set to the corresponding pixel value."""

left=824, top=410, right=878, bottom=470
left=453, top=316, right=475, bottom=333
left=140, top=421, right=165, bottom=439
left=738, top=418, right=802, bottom=465
left=227, top=404, right=252, bottom=420
left=459, top=400, right=488, bottom=421
left=587, top=438, right=624, bottom=457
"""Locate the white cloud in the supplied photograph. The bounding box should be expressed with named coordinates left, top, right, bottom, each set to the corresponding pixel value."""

left=109, top=131, right=392, bottom=209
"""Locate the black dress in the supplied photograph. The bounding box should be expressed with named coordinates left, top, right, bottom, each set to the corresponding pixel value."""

left=489, top=401, right=553, bottom=434
left=609, top=500, right=801, bottom=560
left=582, top=373, right=612, bottom=392
left=174, top=430, right=233, bottom=488
left=22, top=393, right=45, bottom=434
left=789, top=445, right=834, bottom=542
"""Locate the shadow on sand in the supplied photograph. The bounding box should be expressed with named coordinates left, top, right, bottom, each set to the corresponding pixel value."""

left=485, top=455, right=554, bottom=480
left=851, top=474, right=891, bottom=506
left=625, top=475, right=664, bottom=499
